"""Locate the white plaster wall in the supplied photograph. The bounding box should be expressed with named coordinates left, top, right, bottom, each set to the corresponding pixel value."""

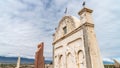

left=54, top=29, right=87, bottom=68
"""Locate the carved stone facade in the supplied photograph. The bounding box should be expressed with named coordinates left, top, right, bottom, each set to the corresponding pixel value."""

left=52, top=7, right=104, bottom=68
left=34, top=42, right=44, bottom=68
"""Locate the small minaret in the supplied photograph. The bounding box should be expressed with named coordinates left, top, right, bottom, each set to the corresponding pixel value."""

left=78, top=7, right=104, bottom=68
left=15, top=56, right=21, bottom=68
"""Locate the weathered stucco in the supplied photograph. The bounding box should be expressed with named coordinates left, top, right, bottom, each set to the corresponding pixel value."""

left=52, top=7, right=104, bottom=68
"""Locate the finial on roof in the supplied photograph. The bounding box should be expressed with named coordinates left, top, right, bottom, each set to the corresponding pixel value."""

left=82, top=1, right=86, bottom=7
left=64, top=8, right=67, bottom=15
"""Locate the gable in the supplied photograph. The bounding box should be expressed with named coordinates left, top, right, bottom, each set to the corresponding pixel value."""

left=54, top=16, right=80, bottom=41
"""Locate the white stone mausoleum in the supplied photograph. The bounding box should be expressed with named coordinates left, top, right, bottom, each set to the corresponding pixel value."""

left=52, top=7, right=104, bottom=68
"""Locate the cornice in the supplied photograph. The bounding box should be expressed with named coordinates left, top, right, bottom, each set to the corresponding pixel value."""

left=78, top=7, right=93, bottom=15
left=52, top=22, right=94, bottom=45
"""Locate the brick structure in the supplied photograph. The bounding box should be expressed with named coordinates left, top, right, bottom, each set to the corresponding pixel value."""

left=34, top=42, right=45, bottom=68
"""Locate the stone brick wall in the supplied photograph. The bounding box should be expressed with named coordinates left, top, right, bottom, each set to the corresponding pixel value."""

left=34, top=42, right=45, bottom=68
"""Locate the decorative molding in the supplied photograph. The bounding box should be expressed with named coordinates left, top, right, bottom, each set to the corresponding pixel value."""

left=55, top=45, right=63, bottom=50
left=52, top=22, right=94, bottom=45
left=67, top=38, right=82, bottom=46
left=55, top=16, right=75, bottom=34
left=78, top=7, right=93, bottom=15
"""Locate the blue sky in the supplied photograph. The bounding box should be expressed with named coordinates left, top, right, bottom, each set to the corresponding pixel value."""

left=0, top=0, right=120, bottom=62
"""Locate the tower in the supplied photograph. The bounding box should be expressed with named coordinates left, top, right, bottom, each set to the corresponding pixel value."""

left=78, top=7, right=104, bottom=68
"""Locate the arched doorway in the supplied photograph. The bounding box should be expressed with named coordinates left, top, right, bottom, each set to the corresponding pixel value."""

left=78, top=50, right=84, bottom=68
left=59, top=55, right=64, bottom=68
left=55, top=56, right=58, bottom=68
left=67, top=53, right=74, bottom=68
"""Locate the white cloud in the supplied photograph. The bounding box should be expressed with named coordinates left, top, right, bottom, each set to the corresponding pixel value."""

left=0, top=0, right=119, bottom=61
left=103, top=58, right=114, bottom=62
